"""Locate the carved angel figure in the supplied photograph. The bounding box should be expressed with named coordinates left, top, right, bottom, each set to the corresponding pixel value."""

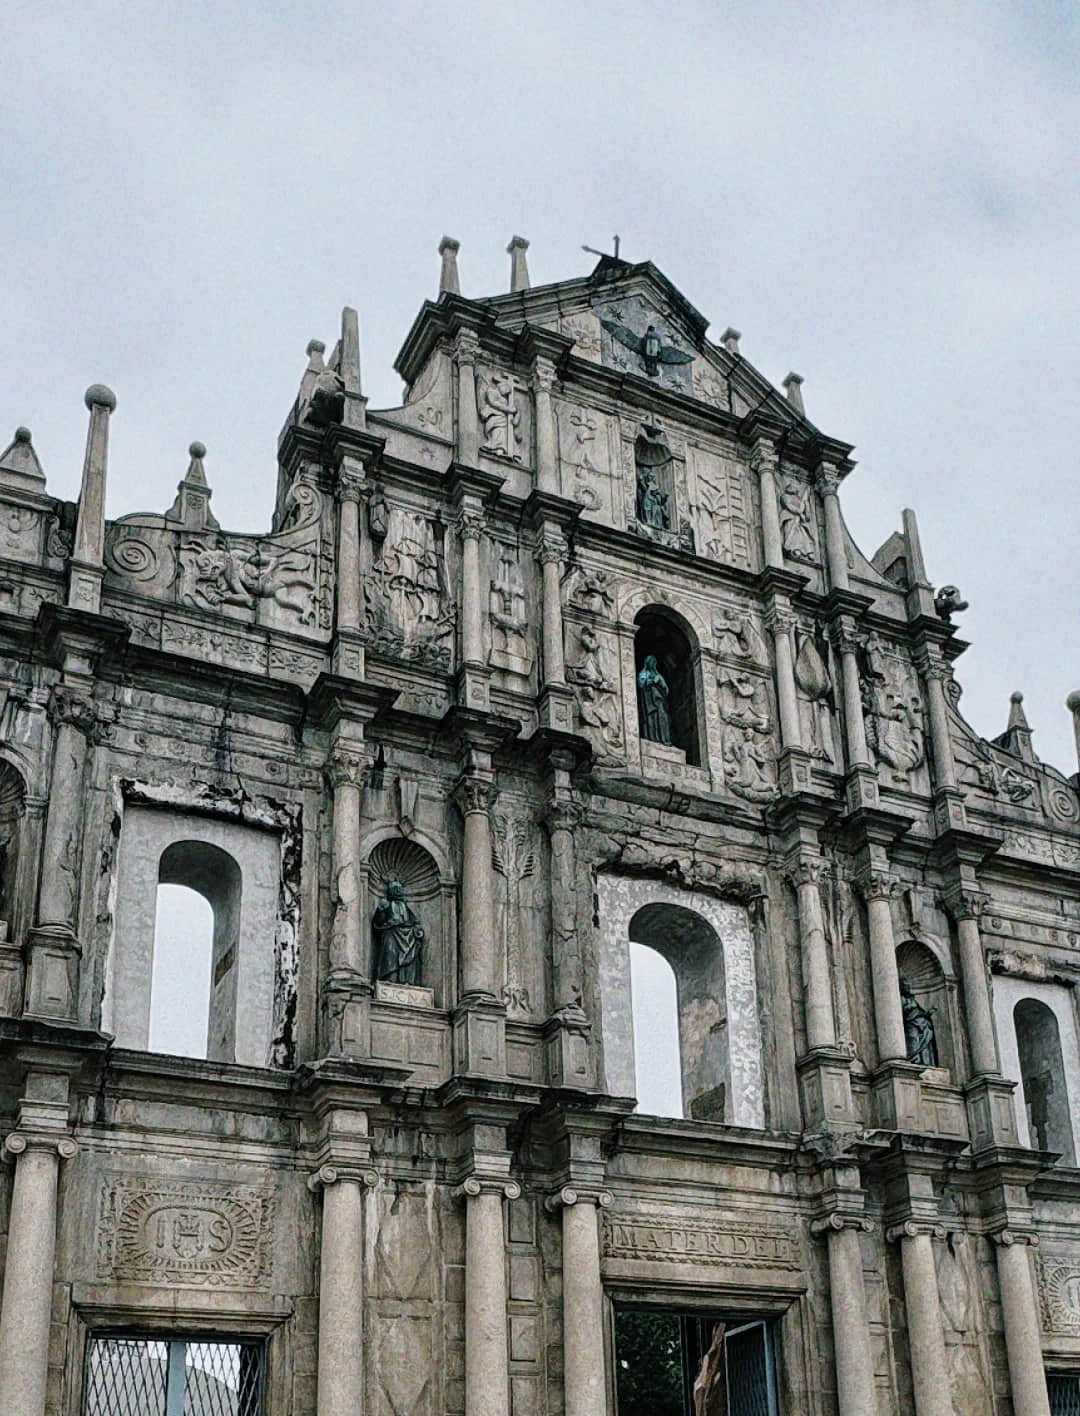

left=778, top=478, right=816, bottom=563
left=477, top=371, right=521, bottom=458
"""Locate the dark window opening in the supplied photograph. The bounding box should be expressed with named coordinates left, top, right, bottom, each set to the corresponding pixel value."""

left=614, top=1307, right=778, bottom=1415
left=634, top=609, right=701, bottom=764
left=1049, top=1372, right=1080, bottom=1415
left=84, top=1335, right=265, bottom=1416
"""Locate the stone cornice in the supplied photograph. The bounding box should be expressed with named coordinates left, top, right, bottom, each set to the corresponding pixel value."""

left=307, top=673, right=398, bottom=731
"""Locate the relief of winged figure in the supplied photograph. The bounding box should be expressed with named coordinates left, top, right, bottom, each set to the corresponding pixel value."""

left=600, top=317, right=693, bottom=377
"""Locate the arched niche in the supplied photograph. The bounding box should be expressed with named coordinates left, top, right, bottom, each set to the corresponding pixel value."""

left=1015, top=998, right=1075, bottom=1163
left=365, top=837, right=448, bottom=1003
left=106, top=806, right=281, bottom=1066
left=896, top=938, right=955, bottom=1076
left=630, top=902, right=729, bottom=1121
left=633, top=605, right=704, bottom=765
left=597, top=874, right=764, bottom=1128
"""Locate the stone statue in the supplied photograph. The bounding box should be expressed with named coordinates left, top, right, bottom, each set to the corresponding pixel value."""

left=634, top=429, right=671, bottom=530
left=636, top=655, right=673, bottom=745
left=900, top=980, right=938, bottom=1067
left=0, top=834, right=9, bottom=919
left=372, top=880, right=425, bottom=986
left=778, top=478, right=816, bottom=563
left=935, top=584, right=969, bottom=620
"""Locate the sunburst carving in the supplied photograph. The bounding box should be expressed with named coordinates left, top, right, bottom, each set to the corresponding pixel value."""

left=368, top=839, right=440, bottom=901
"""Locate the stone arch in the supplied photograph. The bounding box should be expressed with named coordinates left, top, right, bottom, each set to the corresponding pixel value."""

left=360, top=830, right=453, bottom=1004
left=1014, top=997, right=1075, bottom=1162
left=106, top=806, right=282, bottom=1066
left=896, top=938, right=955, bottom=1074
left=992, top=975, right=1080, bottom=1161
left=596, top=874, right=764, bottom=1127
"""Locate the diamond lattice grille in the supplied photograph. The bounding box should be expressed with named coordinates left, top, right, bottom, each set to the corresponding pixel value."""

left=84, top=1336, right=264, bottom=1416
left=1050, top=1374, right=1080, bottom=1416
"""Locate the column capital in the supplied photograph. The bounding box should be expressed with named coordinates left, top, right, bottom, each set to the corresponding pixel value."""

left=531, top=357, right=557, bottom=393
left=784, top=853, right=829, bottom=890
left=544, top=798, right=584, bottom=834
left=941, top=886, right=989, bottom=922
left=453, top=327, right=481, bottom=364
left=453, top=773, right=495, bottom=816
left=749, top=435, right=779, bottom=475
left=324, top=742, right=370, bottom=790
left=454, top=1175, right=521, bottom=1201
left=3, top=1131, right=77, bottom=1162
left=810, top=1211, right=874, bottom=1237
left=815, top=460, right=843, bottom=497
left=827, top=616, right=862, bottom=657
left=855, top=870, right=899, bottom=903
left=458, top=506, right=487, bottom=542
left=47, top=684, right=96, bottom=735
left=990, top=1226, right=1039, bottom=1249
left=335, top=467, right=368, bottom=504
left=307, top=1163, right=379, bottom=1192
left=885, top=1220, right=947, bottom=1243
left=544, top=1185, right=613, bottom=1213
left=913, top=646, right=952, bottom=682
left=537, top=526, right=568, bottom=565
left=764, top=600, right=796, bottom=635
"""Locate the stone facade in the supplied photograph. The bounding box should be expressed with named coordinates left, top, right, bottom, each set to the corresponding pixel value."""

left=0, top=244, right=1078, bottom=1414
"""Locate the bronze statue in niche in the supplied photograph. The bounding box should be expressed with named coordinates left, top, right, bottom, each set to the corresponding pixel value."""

left=900, top=979, right=938, bottom=1067
left=372, top=880, right=425, bottom=986
left=634, top=428, right=672, bottom=531
left=636, top=654, right=673, bottom=746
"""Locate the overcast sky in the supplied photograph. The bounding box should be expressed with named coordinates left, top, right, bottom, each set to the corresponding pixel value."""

left=4, top=1, right=1078, bottom=773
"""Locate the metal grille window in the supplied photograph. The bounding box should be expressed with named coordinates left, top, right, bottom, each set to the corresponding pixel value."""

left=1050, top=1372, right=1080, bottom=1416
left=84, top=1336, right=265, bottom=1416
left=614, top=1308, right=779, bottom=1415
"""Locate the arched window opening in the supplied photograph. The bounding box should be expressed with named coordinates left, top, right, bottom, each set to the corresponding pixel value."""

left=629, top=942, right=682, bottom=1118
left=896, top=939, right=953, bottom=1076
left=151, top=840, right=243, bottom=1063
left=1014, top=999, right=1075, bottom=1163
left=149, top=884, right=214, bottom=1058
left=634, top=608, right=701, bottom=765
left=629, top=902, right=728, bottom=1122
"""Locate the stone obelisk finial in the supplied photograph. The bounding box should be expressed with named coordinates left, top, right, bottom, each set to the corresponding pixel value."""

left=783, top=372, right=804, bottom=414
left=438, top=236, right=461, bottom=296
left=1067, top=691, right=1080, bottom=776
left=68, top=384, right=116, bottom=613
left=507, top=235, right=531, bottom=292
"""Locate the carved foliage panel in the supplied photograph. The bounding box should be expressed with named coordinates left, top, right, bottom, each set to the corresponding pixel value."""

left=491, top=801, right=549, bottom=1018
left=686, top=443, right=756, bottom=571
left=554, top=400, right=618, bottom=523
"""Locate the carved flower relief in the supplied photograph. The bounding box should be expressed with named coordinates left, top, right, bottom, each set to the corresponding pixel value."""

left=558, top=313, right=602, bottom=362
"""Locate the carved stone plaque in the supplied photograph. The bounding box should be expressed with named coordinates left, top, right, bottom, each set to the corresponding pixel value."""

left=97, top=1176, right=274, bottom=1288
left=602, top=1212, right=800, bottom=1270
left=1038, top=1254, right=1080, bottom=1335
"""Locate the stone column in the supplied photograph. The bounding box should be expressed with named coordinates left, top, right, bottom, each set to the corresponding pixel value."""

left=334, top=462, right=366, bottom=638
left=766, top=602, right=802, bottom=749
left=944, top=891, right=999, bottom=1077
left=457, top=771, right=497, bottom=1000
left=917, top=653, right=959, bottom=791
left=831, top=620, right=872, bottom=771
left=459, top=507, right=486, bottom=667
left=325, top=743, right=368, bottom=979
left=787, top=858, right=836, bottom=1051
left=455, top=329, right=481, bottom=465
left=538, top=528, right=567, bottom=687
left=309, top=1165, right=378, bottom=1416
left=751, top=436, right=784, bottom=568
left=532, top=357, right=557, bottom=496
left=861, top=873, right=906, bottom=1062
left=992, top=1231, right=1051, bottom=1416
left=461, top=1177, right=520, bottom=1416
left=548, top=799, right=584, bottom=1015
left=816, top=460, right=850, bottom=592
left=548, top=1188, right=611, bottom=1416
left=68, top=384, right=115, bottom=613
left=0, top=1131, right=77, bottom=1416
left=812, top=1214, right=876, bottom=1416
left=890, top=1223, right=954, bottom=1416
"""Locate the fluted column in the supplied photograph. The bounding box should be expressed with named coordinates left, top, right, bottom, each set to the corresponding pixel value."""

left=310, top=1164, right=378, bottom=1416
left=533, top=357, right=557, bottom=495
left=334, top=462, right=366, bottom=638
left=992, top=1231, right=1051, bottom=1416
left=787, top=857, right=836, bottom=1050
left=459, top=507, right=486, bottom=667
left=812, top=1214, right=876, bottom=1416
left=325, top=744, right=368, bottom=978
left=455, top=329, right=481, bottom=465
left=538, top=528, right=567, bottom=686
left=461, top=1177, right=519, bottom=1416
left=766, top=602, right=802, bottom=749
left=751, top=436, right=784, bottom=568
left=889, top=1223, right=954, bottom=1416
left=0, top=1131, right=77, bottom=1416
left=943, top=890, right=999, bottom=1076
left=457, top=771, right=497, bottom=1000
left=860, top=873, right=906, bottom=1061
left=816, top=460, right=850, bottom=592
left=548, top=1188, right=612, bottom=1416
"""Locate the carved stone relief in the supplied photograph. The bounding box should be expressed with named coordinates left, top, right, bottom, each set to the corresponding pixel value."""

left=778, top=475, right=818, bottom=564
left=565, top=623, right=623, bottom=758
left=860, top=639, right=927, bottom=788
left=477, top=369, right=522, bottom=460
left=488, top=545, right=531, bottom=678
left=558, top=312, right=602, bottom=363
left=568, top=566, right=615, bottom=620
left=601, top=1212, right=799, bottom=1270
left=713, top=605, right=769, bottom=668
left=492, top=812, right=537, bottom=1016
left=794, top=630, right=837, bottom=762
left=556, top=403, right=613, bottom=517
left=717, top=668, right=777, bottom=802
left=1038, top=1253, right=1080, bottom=1335
left=97, top=1175, right=275, bottom=1288
left=364, top=503, right=455, bottom=669
left=688, top=446, right=753, bottom=569
left=596, top=296, right=694, bottom=392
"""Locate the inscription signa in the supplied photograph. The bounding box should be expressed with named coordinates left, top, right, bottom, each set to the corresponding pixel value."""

left=602, top=1214, right=800, bottom=1269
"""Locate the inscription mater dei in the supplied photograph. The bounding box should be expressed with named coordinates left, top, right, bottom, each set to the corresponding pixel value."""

left=98, top=1176, right=274, bottom=1288
left=603, top=1212, right=800, bottom=1269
